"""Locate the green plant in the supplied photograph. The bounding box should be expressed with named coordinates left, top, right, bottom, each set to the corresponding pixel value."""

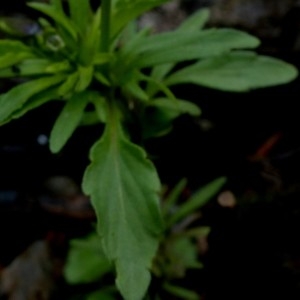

left=0, top=0, right=297, bottom=299
left=64, top=177, right=226, bottom=300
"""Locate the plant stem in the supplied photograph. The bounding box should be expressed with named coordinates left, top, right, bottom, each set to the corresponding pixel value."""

left=100, top=0, right=111, bottom=53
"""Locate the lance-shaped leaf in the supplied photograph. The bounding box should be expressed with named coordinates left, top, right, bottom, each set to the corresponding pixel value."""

left=165, top=51, right=298, bottom=92
left=0, top=87, right=59, bottom=125
left=68, top=0, right=93, bottom=35
left=0, top=74, right=65, bottom=124
left=50, top=91, right=90, bottom=153
left=167, top=177, right=226, bottom=227
left=111, top=0, right=168, bottom=38
left=83, top=119, right=163, bottom=300
left=134, top=29, right=260, bottom=67
left=27, top=2, right=77, bottom=40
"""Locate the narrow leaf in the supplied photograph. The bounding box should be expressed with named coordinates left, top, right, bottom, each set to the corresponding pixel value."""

left=163, top=283, right=200, bottom=300
left=165, top=51, right=299, bottom=91
left=0, top=74, right=65, bottom=123
left=50, top=91, right=89, bottom=153
left=146, top=8, right=210, bottom=95
left=27, top=2, right=77, bottom=40
left=167, top=177, right=226, bottom=226
left=178, top=8, right=210, bottom=31
left=0, top=52, right=33, bottom=69
left=0, top=88, right=59, bottom=125
left=75, top=65, right=94, bottom=92
left=68, top=0, right=93, bottom=34
left=134, top=29, right=260, bottom=67
left=83, top=119, right=163, bottom=300
left=163, top=178, right=188, bottom=216
left=111, top=0, right=168, bottom=38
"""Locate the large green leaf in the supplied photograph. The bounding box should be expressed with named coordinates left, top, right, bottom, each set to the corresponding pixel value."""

left=50, top=91, right=90, bottom=153
left=0, top=74, right=65, bottom=124
left=134, top=29, right=260, bottom=67
left=83, top=118, right=163, bottom=300
left=165, top=51, right=298, bottom=91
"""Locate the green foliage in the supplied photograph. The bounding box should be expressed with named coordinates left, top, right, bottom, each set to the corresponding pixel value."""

left=64, top=233, right=112, bottom=284
left=0, top=0, right=298, bottom=299
left=65, top=177, right=225, bottom=299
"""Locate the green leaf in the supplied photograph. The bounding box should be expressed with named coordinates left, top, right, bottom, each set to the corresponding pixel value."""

left=79, top=7, right=101, bottom=65
left=0, top=52, right=34, bottom=69
left=163, top=178, right=188, bottom=216
left=134, top=29, right=260, bottom=67
left=68, top=0, right=93, bottom=35
left=0, top=74, right=65, bottom=124
left=165, top=51, right=298, bottom=91
left=146, top=64, right=174, bottom=97
left=145, top=8, right=210, bottom=96
left=178, top=8, right=210, bottom=31
left=0, top=39, right=32, bottom=55
left=27, top=2, right=77, bottom=40
left=75, top=65, right=94, bottom=92
left=49, top=91, right=90, bottom=153
left=163, top=283, right=200, bottom=300
left=142, top=98, right=201, bottom=139
left=124, top=80, right=149, bottom=102
left=83, top=117, right=163, bottom=300
left=0, top=88, right=59, bottom=125
left=167, top=177, right=226, bottom=226
left=64, top=233, right=112, bottom=284
left=58, top=71, right=79, bottom=96
left=86, top=288, right=116, bottom=300
left=168, top=236, right=203, bottom=272
left=150, top=98, right=201, bottom=118
left=111, top=0, right=168, bottom=38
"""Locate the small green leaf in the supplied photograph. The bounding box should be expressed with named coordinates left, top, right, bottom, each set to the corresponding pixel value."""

left=178, top=8, right=210, bottom=31
left=28, top=2, right=77, bottom=40
left=163, top=283, right=200, bottom=300
left=75, top=65, right=94, bottom=92
left=167, top=177, right=226, bottom=226
left=0, top=88, right=59, bottom=125
left=58, top=72, right=79, bottom=96
left=111, top=0, right=168, bottom=38
left=86, top=288, right=116, bottom=300
left=0, top=74, right=65, bottom=124
left=50, top=91, right=90, bottom=153
left=124, top=80, right=149, bottom=102
left=150, top=98, right=201, bottom=118
left=64, top=233, right=112, bottom=284
left=163, top=178, right=188, bottom=216
left=165, top=51, right=299, bottom=91
left=83, top=117, right=163, bottom=300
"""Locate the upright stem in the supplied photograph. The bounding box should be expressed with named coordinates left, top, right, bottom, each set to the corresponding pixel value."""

left=100, top=0, right=111, bottom=53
